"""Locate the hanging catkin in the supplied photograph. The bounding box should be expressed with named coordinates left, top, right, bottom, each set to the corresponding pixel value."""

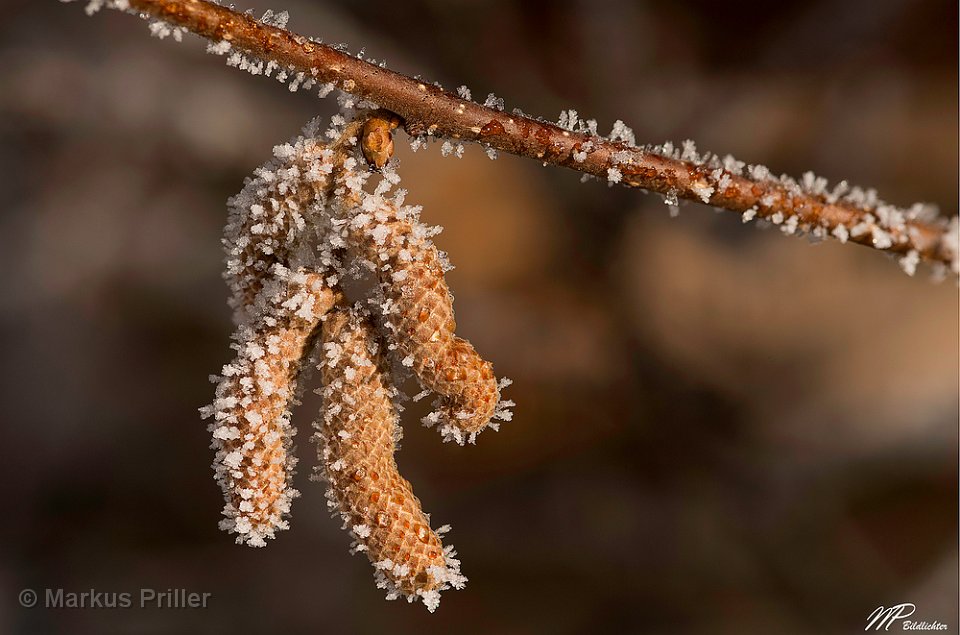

left=222, top=119, right=361, bottom=325
left=204, top=271, right=338, bottom=546
left=203, top=110, right=509, bottom=608
left=332, top=126, right=510, bottom=443
left=313, top=306, right=465, bottom=610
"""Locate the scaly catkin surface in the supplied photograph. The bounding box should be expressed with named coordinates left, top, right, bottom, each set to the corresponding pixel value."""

left=314, top=307, right=465, bottom=610
left=223, top=119, right=361, bottom=325
left=204, top=271, right=337, bottom=547
left=335, top=181, right=505, bottom=443
left=206, top=117, right=360, bottom=546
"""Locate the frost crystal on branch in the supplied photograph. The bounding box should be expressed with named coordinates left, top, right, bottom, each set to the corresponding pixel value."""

left=63, top=0, right=130, bottom=16
left=70, top=0, right=958, bottom=277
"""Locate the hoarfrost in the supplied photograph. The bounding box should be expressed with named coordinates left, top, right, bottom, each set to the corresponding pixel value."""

left=690, top=180, right=714, bottom=204
left=608, top=120, right=636, bottom=146
left=780, top=215, right=799, bottom=235
left=898, top=250, right=920, bottom=276
left=483, top=93, right=505, bottom=111
left=259, top=9, right=290, bottom=28
left=558, top=109, right=579, bottom=131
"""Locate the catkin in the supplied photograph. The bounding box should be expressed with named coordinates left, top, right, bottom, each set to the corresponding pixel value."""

left=336, top=186, right=507, bottom=443
left=223, top=119, right=362, bottom=325
left=204, top=110, right=510, bottom=605
left=314, top=306, right=465, bottom=610
left=205, top=117, right=360, bottom=546
left=204, top=271, right=338, bottom=547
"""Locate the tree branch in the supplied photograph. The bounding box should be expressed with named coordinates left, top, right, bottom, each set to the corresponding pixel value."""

left=86, top=0, right=958, bottom=274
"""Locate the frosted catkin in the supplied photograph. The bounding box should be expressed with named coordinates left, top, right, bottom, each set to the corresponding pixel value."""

left=204, top=272, right=338, bottom=547
left=342, top=190, right=503, bottom=443
left=314, top=307, right=465, bottom=610
left=223, top=120, right=361, bottom=325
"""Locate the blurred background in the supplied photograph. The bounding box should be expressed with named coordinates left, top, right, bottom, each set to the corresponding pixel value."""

left=1, top=0, right=957, bottom=633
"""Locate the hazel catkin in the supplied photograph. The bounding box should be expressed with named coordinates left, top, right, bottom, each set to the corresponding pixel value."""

left=336, top=184, right=508, bottom=443
left=222, top=119, right=362, bottom=325
left=313, top=306, right=465, bottom=610
left=204, top=270, right=338, bottom=547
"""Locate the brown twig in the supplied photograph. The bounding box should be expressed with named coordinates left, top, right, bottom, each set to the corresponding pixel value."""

left=97, top=0, right=958, bottom=271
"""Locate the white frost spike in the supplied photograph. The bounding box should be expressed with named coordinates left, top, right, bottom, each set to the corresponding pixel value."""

left=259, top=9, right=290, bottom=28
left=483, top=93, right=505, bottom=111
left=681, top=139, right=700, bottom=163
left=148, top=20, right=184, bottom=41
left=871, top=227, right=893, bottom=250
left=899, top=250, right=920, bottom=276
left=558, top=109, right=579, bottom=131
left=76, top=0, right=131, bottom=15
left=781, top=215, right=799, bottom=235
left=317, top=82, right=336, bottom=98
left=608, top=120, right=636, bottom=146
left=691, top=180, right=714, bottom=204
left=207, top=40, right=232, bottom=55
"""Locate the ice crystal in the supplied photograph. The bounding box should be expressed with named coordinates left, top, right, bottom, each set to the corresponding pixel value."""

left=899, top=250, right=920, bottom=276
left=558, top=109, right=579, bottom=132
left=148, top=19, right=185, bottom=41
left=259, top=9, right=290, bottom=28
left=690, top=180, right=714, bottom=204
left=483, top=93, right=505, bottom=111
left=608, top=120, right=636, bottom=146
left=664, top=189, right=679, bottom=207
left=780, top=215, right=799, bottom=235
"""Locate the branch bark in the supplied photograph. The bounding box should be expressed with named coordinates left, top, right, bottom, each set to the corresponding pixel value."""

left=109, top=0, right=958, bottom=272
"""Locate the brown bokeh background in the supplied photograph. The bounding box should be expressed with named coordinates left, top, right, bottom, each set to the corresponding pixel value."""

left=2, top=1, right=957, bottom=633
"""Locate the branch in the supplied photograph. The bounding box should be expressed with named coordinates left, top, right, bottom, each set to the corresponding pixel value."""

left=79, top=0, right=959, bottom=275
